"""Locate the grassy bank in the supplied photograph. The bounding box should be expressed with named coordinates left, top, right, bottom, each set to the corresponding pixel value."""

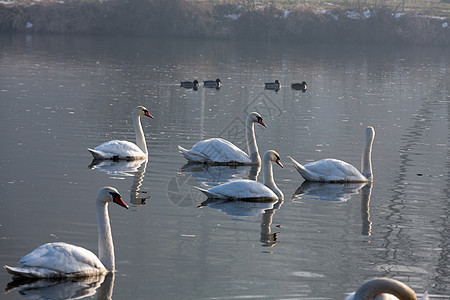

left=0, top=0, right=449, bottom=45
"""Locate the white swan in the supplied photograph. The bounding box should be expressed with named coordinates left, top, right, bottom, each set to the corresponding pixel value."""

left=345, top=277, right=428, bottom=300
left=289, top=126, right=375, bottom=182
left=4, top=187, right=128, bottom=278
left=88, top=106, right=154, bottom=160
left=178, top=112, right=266, bottom=165
left=198, top=150, right=284, bottom=201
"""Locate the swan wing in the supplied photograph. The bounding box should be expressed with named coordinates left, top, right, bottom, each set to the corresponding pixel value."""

left=303, top=159, right=368, bottom=182
left=179, top=138, right=251, bottom=164
left=8, top=242, right=106, bottom=278
left=202, top=180, right=278, bottom=200
left=90, top=140, right=146, bottom=159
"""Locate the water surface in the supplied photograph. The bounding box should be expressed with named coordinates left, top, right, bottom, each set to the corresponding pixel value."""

left=0, top=35, right=449, bottom=299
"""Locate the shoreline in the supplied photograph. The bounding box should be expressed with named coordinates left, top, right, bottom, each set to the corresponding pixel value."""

left=1, top=0, right=449, bottom=46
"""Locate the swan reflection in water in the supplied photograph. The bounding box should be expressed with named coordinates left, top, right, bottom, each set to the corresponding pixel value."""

left=181, top=163, right=261, bottom=187
left=198, top=198, right=284, bottom=247
left=292, top=182, right=373, bottom=236
left=184, top=159, right=281, bottom=247
left=167, top=163, right=260, bottom=209
left=5, top=272, right=115, bottom=300
left=89, top=159, right=150, bottom=205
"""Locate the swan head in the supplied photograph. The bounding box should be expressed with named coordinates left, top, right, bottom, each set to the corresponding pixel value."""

left=366, top=126, right=375, bottom=139
left=97, top=186, right=129, bottom=209
left=275, top=80, right=280, bottom=85
left=264, top=150, right=283, bottom=168
left=215, top=79, right=221, bottom=83
left=248, top=112, right=266, bottom=127
left=133, top=106, right=154, bottom=119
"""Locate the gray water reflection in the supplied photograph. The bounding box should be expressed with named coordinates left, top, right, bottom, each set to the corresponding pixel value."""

left=292, top=182, right=373, bottom=235
left=292, top=181, right=367, bottom=202
left=5, top=273, right=114, bottom=300
left=199, top=198, right=284, bottom=248
left=89, top=159, right=150, bottom=205
left=1, top=34, right=449, bottom=299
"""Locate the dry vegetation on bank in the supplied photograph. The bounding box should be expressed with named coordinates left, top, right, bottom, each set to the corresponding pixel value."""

left=0, top=0, right=449, bottom=45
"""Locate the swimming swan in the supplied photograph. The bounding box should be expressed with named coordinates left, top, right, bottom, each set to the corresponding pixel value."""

left=197, top=150, right=284, bottom=201
left=88, top=106, right=154, bottom=160
left=178, top=112, right=266, bottom=165
left=4, top=187, right=128, bottom=278
left=289, top=126, right=375, bottom=182
left=345, top=277, right=429, bottom=300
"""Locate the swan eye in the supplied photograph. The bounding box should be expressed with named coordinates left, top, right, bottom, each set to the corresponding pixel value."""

left=109, top=192, right=120, bottom=200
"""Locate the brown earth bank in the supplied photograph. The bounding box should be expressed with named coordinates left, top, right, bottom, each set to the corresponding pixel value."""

left=0, top=0, right=449, bottom=46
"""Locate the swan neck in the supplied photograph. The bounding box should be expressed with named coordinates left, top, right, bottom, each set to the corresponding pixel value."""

left=262, top=159, right=283, bottom=198
left=361, top=129, right=374, bottom=181
left=354, top=278, right=417, bottom=300
left=246, top=117, right=260, bottom=164
left=97, top=201, right=115, bottom=271
left=133, top=113, right=147, bottom=155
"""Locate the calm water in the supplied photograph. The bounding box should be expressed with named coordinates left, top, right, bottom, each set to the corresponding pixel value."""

left=0, top=34, right=449, bottom=299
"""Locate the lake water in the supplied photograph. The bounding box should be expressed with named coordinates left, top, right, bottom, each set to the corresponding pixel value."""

left=0, top=34, right=449, bottom=299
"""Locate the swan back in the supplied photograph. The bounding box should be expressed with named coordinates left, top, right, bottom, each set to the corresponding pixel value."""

left=89, top=106, right=153, bottom=160
left=288, top=126, right=375, bottom=183
left=346, top=278, right=420, bottom=300
left=180, top=138, right=252, bottom=164
left=199, top=150, right=283, bottom=200
left=13, top=242, right=107, bottom=277
left=198, top=180, right=279, bottom=201
left=178, top=112, right=266, bottom=165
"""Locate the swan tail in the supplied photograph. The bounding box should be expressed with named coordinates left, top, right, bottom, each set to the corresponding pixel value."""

left=178, top=146, right=206, bottom=163
left=87, top=148, right=105, bottom=160
left=288, top=156, right=306, bottom=173
left=287, top=156, right=311, bottom=180
left=194, top=186, right=216, bottom=198
left=4, top=265, right=59, bottom=279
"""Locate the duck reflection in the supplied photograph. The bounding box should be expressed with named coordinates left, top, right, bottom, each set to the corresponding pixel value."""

left=198, top=199, right=283, bottom=247
left=89, top=159, right=150, bottom=205
left=5, top=272, right=115, bottom=300
left=292, top=181, right=373, bottom=236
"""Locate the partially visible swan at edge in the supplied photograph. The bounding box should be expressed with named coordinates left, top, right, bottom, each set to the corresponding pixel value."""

left=197, top=150, right=284, bottom=201
left=4, top=187, right=128, bottom=278
left=345, top=277, right=429, bottom=300
left=88, top=106, right=154, bottom=160
left=289, top=126, right=375, bottom=182
left=178, top=112, right=266, bottom=165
